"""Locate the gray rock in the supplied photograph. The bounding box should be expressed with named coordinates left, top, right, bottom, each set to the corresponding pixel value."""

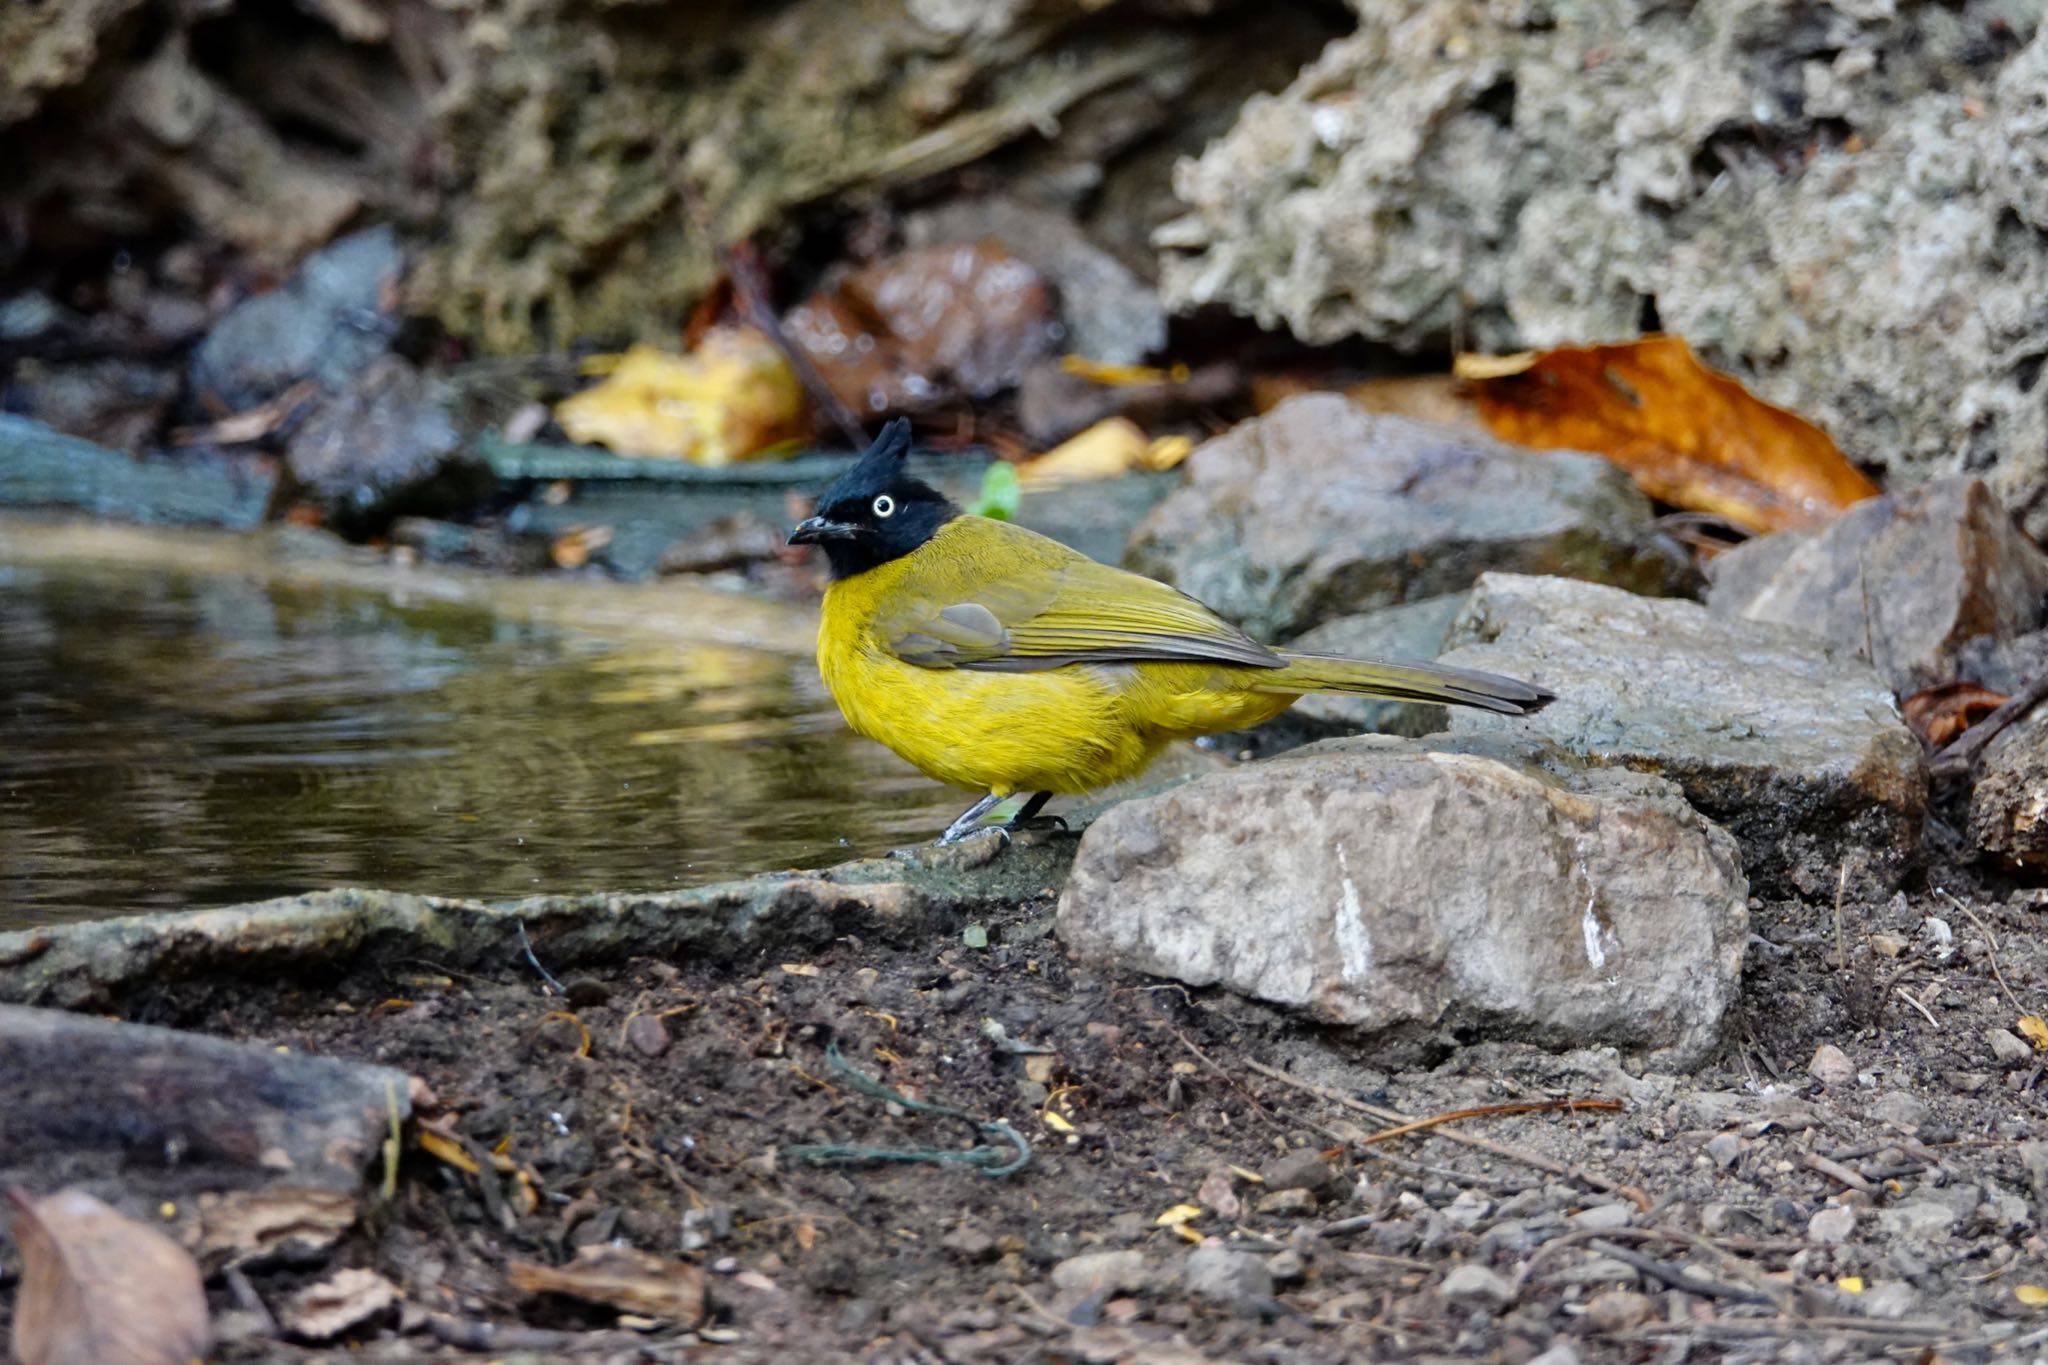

left=1861, top=1281, right=1920, bottom=1320
left=1439, top=1263, right=1516, bottom=1312
left=0, top=414, right=275, bottom=531
left=1703, top=1133, right=1742, bottom=1168
left=1125, top=399, right=1692, bottom=642
left=1706, top=480, right=2048, bottom=695
left=1877, top=1200, right=1958, bottom=1242
left=1807, top=1044, right=1856, bottom=1088
left=1583, top=1289, right=1655, bottom=1333
left=285, top=356, right=488, bottom=535
left=191, top=226, right=401, bottom=413
left=1527, top=1345, right=1584, bottom=1365
left=1259, top=1148, right=1340, bottom=1199
left=1157, top=3, right=2048, bottom=541
left=1988, top=1028, right=2036, bottom=1066
left=1057, top=734, right=1749, bottom=1068
left=1441, top=574, right=1927, bottom=896
left=1869, top=1091, right=1930, bottom=1131
left=1568, top=1203, right=1633, bottom=1233
left=1182, top=1243, right=1274, bottom=1309
left=1807, top=1206, right=1857, bottom=1246
left=1970, top=715, right=2048, bottom=872
left=2020, top=1141, right=2048, bottom=1196
left=1285, top=594, right=1469, bottom=736
left=1051, top=1249, right=1157, bottom=1296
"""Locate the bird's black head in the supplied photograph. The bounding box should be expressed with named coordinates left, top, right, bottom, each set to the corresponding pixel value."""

left=787, top=418, right=959, bottom=579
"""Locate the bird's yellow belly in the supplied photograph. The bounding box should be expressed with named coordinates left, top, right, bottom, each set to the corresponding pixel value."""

left=818, top=625, right=1297, bottom=795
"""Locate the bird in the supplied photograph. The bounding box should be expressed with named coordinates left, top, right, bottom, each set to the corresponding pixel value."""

left=789, top=419, right=1553, bottom=845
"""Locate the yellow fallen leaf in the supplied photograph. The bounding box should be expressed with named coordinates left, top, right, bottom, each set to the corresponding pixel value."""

left=1457, top=334, right=1878, bottom=533
left=1059, top=356, right=1191, bottom=386
left=1144, top=435, right=1194, bottom=471
left=2018, top=1016, right=2048, bottom=1051
left=1154, top=1203, right=1203, bottom=1227
left=1041, top=1109, right=1075, bottom=1135
left=780, top=963, right=820, bottom=977
left=554, top=329, right=805, bottom=465
left=1021, top=418, right=1148, bottom=487
left=418, top=1128, right=479, bottom=1174
left=1172, top=1223, right=1204, bottom=1244
left=2017, top=1284, right=2048, bottom=1307
left=1836, top=1276, right=1864, bottom=1294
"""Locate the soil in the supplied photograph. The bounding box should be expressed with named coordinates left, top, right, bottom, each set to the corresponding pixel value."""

left=8, top=842, right=2045, bottom=1362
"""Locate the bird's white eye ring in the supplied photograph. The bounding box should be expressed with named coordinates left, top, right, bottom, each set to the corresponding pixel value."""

left=873, top=495, right=896, bottom=518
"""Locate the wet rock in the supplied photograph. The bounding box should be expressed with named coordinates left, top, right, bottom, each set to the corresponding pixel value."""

left=285, top=356, right=487, bottom=535
left=1439, top=1263, right=1516, bottom=1312
left=907, top=197, right=1165, bottom=366
left=1442, top=574, right=1927, bottom=896
left=0, top=413, right=274, bottom=529
left=1058, top=734, right=1749, bottom=1068
left=1807, top=1206, right=1856, bottom=1246
left=191, top=226, right=401, bottom=414
left=1125, top=399, right=1691, bottom=642
left=2, top=356, right=179, bottom=454
left=1284, top=594, right=1469, bottom=737
left=1807, top=1044, right=1856, bottom=1088
left=1970, top=715, right=2048, bottom=871
left=1706, top=480, right=2048, bottom=695
left=786, top=242, right=1058, bottom=419
left=1182, top=1242, right=1273, bottom=1310
left=1157, top=2, right=2048, bottom=540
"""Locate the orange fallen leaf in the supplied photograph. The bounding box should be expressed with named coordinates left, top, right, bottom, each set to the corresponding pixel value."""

left=1457, top=335, right=1878, bottom=533
left=508, top=1244, right=707, bottom=1324
left=1901, top=682, right=2009, bottom=748
left=7, top=1187, right=212, bottom=1365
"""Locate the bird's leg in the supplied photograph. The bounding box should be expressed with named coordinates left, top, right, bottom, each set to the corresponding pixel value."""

left=1005, top=790, right=1066, bottom=833
left=935, top=791, right=1011, bottom=845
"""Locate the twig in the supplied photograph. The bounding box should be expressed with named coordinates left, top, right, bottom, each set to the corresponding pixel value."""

left=1583, top=1237, right=1775, bottom=1306
left=1937, top=888, right=2026, bottom=1014
left=1151, top=1010, right=1293, bottom=1135
left=1895, top=985, right=1941, bottom=1029
left=1831, top=862, right=1850, bottom=971
left=1527, top=1226, right=1791, bottom=1311
left=1931, top=670, right=2048, bottom=777
left=515, top=919, right=564, bottom=994
left=1244, top=1059, right=1650, bottom=1211
left=1798, top=1151, right=1873, bottom=1195
left=423, top=1312, right=647, bottom=1352
left=1357, top=1097, right=1622, bottom=1146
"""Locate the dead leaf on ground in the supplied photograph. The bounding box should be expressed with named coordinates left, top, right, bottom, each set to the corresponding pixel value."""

left=554, top=328, right=806, bottom=464
left=282, top=1267, right=400, bottom=1341
left=2017, top=1015, right=2048, bottom=1051
left=194, top=1187, right=358, bottom=1269
left=1902, top=682, right=2009, bottom=748
left=507, top=1244, right=708, bottom=1324
left=7, top=1187, right=212, bottom=1365
left=1019, top=417, right=1192, bottom=487
left=1456, top=334, right=1879, bottom=533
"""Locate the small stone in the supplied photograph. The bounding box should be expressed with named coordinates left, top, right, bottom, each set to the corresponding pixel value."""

left=1583, top=1288, right=1655, bottom=1333
left=624, top=1014, right=671, bottom=1058
left=1266, top=1248, right=1307, bottom=1282
left=1568, top=1203, right=1633, bottom=1232
left=1703, top=1132, right=1742, bottom=1168
left=1440, top=1263, right=1517, bottom=1312
left=1255, top=1187, right=1320, bottom=1217
left=1948, top=1071, right=1993, bottom=1094
left=1861, top=1282, right=1920, bottom=1319
left=1197, top=1168, right=1242, bottom=1222
left=1869, top=1091, right=1929, bottom=1130
left=1807, top=1206, right=1857, bottom=1245
left=1808, top=1044, right=1856, bottom=1087
left=2019, top=1141, right=2048, bottom=1195
left=1260, top=1148, right=1337, bottom=1197
left=1878, top=1200, right=1959, bottom=1241
left=1051, top=1249, right=1154, bottom=1296
left=1182, top=1242, right=1274, bottom=1310
left=1443, top=1189, right=1493, bottom=1228
left=942, top=1224, right=997, bottom=1262
left=1988, top=1028, right=2035, bottom=1065
left=1527, top=1344, right=1583, bottom=1365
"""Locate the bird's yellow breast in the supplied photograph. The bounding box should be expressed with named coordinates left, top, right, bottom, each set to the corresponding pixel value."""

left=816, top=520, right=1294, bottom=795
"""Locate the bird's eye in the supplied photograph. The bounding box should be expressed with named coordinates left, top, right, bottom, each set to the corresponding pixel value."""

left=872, top=495, right=896, bottom=518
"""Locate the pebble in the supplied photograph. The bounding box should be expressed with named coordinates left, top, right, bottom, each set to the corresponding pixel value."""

left=1878, top=1200, right=1958, bottom=1241
left=1583, top=1288, right=1655, bottom=1333
left=1051, top=1250, right=1154, bottom=1296
left=1439, top=1263, right=1516, bottom=1311
left=1988, top=1028, right=2035, bottom=1065
left=1703, top=1132, right=1742, bottom=1168
left=1807, top=1206, right=1857, bottom=1245
left=1182, top=1243, right=1275, bottom=1310
left=1444, top=1189, right=1493, bottom=1228
left=1808, top=1044, right=1856, bottom=1087
left=1266, top=1248, right=1306, bottom=1282
left=624, top=1013, right=671, bottom=1058
left=942, top=1225, right=997, bottom=1262
left=1260, top=1148, right=1338, bottom=1196
left=1861, top=1281, right=1920, bottom=1319
left=1568, top=1202, right=1634, bottom=1232
left=1869, top=1091, right=1929, bottom=1130
left=2019, top=1141, right=2048, bottom=1195
left=1256, top=1188, right=1319, bottom=1216
left=1527, top=1344, right=1583, bottom=1365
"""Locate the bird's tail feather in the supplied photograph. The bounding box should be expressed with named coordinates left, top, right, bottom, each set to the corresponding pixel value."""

left=1260, top=652, right=1554, bottom=716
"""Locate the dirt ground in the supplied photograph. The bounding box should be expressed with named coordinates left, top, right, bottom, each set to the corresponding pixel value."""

left=10, top=819, right=2045, bottom=1364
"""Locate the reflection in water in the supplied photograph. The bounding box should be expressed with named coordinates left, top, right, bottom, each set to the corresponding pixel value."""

left=0, top=565, right=959, bottom=926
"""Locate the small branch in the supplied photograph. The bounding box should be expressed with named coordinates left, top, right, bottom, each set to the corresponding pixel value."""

left=1798, top=1151, right=1873, bottom=1195
left=1356, top=1097, right=1622, bottom=1146
left=1584, top=1237, right=1776, bottom=1306
left=1938, top=887, right=2027, bottom=1015
left=1930, top=671, right=2048, bottom=778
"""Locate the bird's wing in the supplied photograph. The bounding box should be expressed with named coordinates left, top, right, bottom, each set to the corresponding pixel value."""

left=875, top=534, right=1282, bottom=673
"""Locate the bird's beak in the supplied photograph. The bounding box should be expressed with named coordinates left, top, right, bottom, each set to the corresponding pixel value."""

left=788, top=516, right=859, bottom=546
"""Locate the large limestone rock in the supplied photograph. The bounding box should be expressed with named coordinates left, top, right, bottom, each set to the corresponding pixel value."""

left=1158, top=2, right=2048, bottom=537
left=1125, top=397, right=1691, bottom=642
left=1441, top=574, right=1928, bottom=896
left=1058, top=736, right=1749, bottom=1068
left=1707, top=479, right=2048, bottom=696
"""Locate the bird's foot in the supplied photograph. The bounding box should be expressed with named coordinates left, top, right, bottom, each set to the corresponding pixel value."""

left=935, top=822, right=1010, bottom=849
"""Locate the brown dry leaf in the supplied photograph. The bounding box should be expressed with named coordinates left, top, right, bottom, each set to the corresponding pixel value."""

left=282, top=1267, right=400, bottom=1341
left=194, top=1187, right=357, bottom=1269
left=554, top=329, right=805, bottom=464
left=549, top=523, right=614, bottom=571
left=7, top=1187, right=212, bottom=1365
left=1456, top=334, right=1879, bottom=533
left=507, top=1244, right=708, bottom=1324
left=1901, top=682, right=2009, bottom=748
